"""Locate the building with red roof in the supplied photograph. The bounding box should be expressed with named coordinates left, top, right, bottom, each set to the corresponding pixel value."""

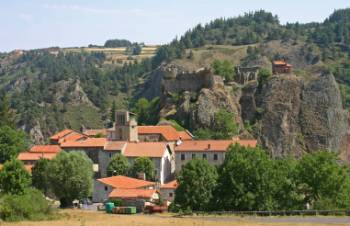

left=272, top=60, right=292, bottom=74
left=160, top=180, right=178, bottom=202
left=175, top=138, right=257, bottom=172
left=93, top=175, right=156, bottom=203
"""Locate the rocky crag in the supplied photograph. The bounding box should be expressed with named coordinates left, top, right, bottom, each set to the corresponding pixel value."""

left=144, top=63, right=350, bottom=160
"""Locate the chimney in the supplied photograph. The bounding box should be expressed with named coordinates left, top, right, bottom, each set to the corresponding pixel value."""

left=208, top=143, right=211, bottom=150
left=137, top=172, right=146, bottom=180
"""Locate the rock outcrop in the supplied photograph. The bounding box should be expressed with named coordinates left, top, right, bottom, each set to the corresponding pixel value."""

left=149, top=63, right=350, bottom=159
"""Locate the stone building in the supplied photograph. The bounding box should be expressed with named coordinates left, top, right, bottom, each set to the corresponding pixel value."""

left=174, top=139, right=257, bottom=172
left=272, top=60, right=292, bottom=74
left=235, top=66, right=260, bottom=84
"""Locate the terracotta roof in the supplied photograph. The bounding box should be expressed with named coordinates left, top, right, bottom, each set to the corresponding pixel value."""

left=29, top=145, right=62, bottom=153
left=17, top=152, right=57, bottom=161
left=83, top=129, right=107, bottom=137
left=104, top=141, right=126, bottom=151
left=58, top=132, right=86, bottom=144
left=175, top=139, right=257, bottom=152
left=109, top=188, right=157, bottom=199
left=138, top=125, right=191, bottom=141
left=161, top=180, right=178, bottom=189
left=60, top=138, right=107, bottom=148
left=177, top=131, right=193, bottom=140
left=97, top=175, right=155, bottom=189
left=273, top=60, right=287, bottom=66
left=50, top=129, right=74, bottom=141
left=123, top=142, right=167, bottom=158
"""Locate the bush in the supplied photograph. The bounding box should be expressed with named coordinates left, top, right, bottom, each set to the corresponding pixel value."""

left=0, top=188, right=53, bottom=221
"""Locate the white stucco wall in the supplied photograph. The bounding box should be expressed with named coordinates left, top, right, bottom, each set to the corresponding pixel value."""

left=175, top=151, right=225, bottom=172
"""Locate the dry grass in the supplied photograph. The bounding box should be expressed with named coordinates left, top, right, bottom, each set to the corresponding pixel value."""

left=1, top=210, right=349, bottom=226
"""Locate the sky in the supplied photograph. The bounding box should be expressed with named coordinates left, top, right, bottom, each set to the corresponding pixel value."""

left=0, top=1, right=349, bottom=52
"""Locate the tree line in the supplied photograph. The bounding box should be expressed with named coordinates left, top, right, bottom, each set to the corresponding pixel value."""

left=174, top=145, right=350, bottom=212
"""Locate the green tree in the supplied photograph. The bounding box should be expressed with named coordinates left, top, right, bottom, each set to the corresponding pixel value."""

left=212, top=109, right=238, bottom=139
left=110, top=100, right=116, bottom=125
left=48, top=151, right=93, bottom=207
left=0, top=95, right=15, bottom=128
left=296, top=151, right=350, bottom=209
left=107, top=154, right=129, bottom=176
left=194, top=109, right=238, bottom=140
left=0, top=126, right=27, bottom=163
left=131, top=157, right=155, bottom=181
left=175, top=158, right=218, bottom=211
left=133, top=97, right=160, bottom=125
left=212, top=60, right=235, bottom=81
left=0, top=159, right=31, bottom=195
left=31, top=158, right=51, bottom=195
left=258, top=68, right=272, bottom=86
left=215, top=144, right=276, bottom=211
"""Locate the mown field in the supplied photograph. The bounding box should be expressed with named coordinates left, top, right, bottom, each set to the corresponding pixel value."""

left=1, top=210, right=350, bottom=226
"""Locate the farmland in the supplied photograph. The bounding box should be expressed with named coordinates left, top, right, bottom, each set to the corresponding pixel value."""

left=1, top=210, right=350, bottom=226
left=62, top=46, right=158, bottom=66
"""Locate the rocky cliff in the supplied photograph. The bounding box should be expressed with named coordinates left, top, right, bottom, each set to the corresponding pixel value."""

left=147, top=64, right=350, bottom=159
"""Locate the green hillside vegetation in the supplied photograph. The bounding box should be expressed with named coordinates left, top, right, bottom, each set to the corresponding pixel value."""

left=1, top=9, right=350, bottom=140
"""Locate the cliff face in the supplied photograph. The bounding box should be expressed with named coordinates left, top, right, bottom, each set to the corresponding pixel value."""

left=242, top=72, right=350, bottom=158
left=149, top=64, right=350, bottom=159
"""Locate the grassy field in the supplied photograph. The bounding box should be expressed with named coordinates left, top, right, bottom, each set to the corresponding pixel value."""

left=1, top=210, right=349, bottom=226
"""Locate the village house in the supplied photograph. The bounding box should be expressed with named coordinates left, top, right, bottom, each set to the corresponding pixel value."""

left=174, top=139, right=257, bottom=172
left=272, top=60, right=292, bottom=74
left=160, top=180, right=178, bottom=203
left=93, top=175, right=159, bottom=212
left=17, top=145, right=62, bottom=172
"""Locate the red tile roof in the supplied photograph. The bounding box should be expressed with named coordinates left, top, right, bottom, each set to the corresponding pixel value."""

left=177, top=131, right=193, bottom=140
left=58, top=132, right=86, bottom=144
left=17, top=152, right=57, bottom=161
left=60, top=138, right=107, bottom=148
left=50, top=129, right=74, bottom=141
left=123, top=142, right=167, bottom=158
left=83, top=129, right=107, bottom=137
left=97, top=175, right=155, bottom=189
left=138, top=125, right=191, bottom=141
left=175, top=139, right=257, bottom=152
left=104, top=141, right=126, bottom=151
left=273, top=60, right=292, bottom=67
left=161, top=180, right=178, bottom=189
left=109, top=188, right=157, bottom=199
left=29, top=145, right=62, bottom=153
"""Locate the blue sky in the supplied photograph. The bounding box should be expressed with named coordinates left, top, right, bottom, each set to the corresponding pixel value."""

left=0, top=1, right=349, bottom=52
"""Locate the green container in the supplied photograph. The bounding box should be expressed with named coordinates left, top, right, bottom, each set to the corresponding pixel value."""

left=105, top=202, right=115, bottom=214
left=129, top=206, right=137, bottom=214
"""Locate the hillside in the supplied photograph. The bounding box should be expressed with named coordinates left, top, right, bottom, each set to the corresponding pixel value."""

left=1, top=9, right=350, bottom=159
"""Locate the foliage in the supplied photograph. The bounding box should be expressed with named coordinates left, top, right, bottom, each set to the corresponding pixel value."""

left=131, top=157, right=155, bottom=181
left=0, top=188, right=53, bottom=221
left=0, top=159, right=31, bottom=195
left=258, top=68, right=272, bottom=86
left=175, top=158, right=218, bottom=211
left=104, top=39, right=132, bottom=47
left=0, top=126, right=27, bottom=163
left=296, top=151, right=350, bottom=209
left=194, top=109, right=238, bottom=140
left=106, top=154, right=129, bottom=176
left=215, top=145, right=276, bottom=211
left=0, top=95, right=16, bottom=128
left=48, top=151, right=93, bottom=207
left=32, top=158, right=51, bottom=195
left=132, top=97, right=160, bottom=125
left=212, top=59, right=235, bottom=81
left=110, top=100, right=116, bottom=126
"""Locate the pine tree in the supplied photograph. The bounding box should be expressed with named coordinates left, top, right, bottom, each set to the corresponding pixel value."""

left=110, top=100, right=116, bottom=125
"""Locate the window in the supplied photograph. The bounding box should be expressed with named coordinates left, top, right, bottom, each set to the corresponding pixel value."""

left=104, top=186, right=108, bottom=191
left=109, top=153, right=112, bottom=158
left=214, top=154, right=218, bottom=161
left=192, top=153, right=196, bottom=159
left=169, top=193, right=173, bottom=197
left=203, top=154, right=207, bottom=159
left=181, top=154, right=185, bottom=161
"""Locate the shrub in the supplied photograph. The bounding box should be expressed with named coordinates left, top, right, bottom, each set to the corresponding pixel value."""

left=0, top=188, right=53, bottom=221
